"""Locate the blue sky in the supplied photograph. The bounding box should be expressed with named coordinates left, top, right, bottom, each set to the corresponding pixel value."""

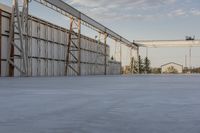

left=1, top=0, right=200, bottom=67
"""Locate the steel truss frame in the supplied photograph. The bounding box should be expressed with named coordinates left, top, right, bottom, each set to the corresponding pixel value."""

left=7, top=0, right=29, bottom=76
left=65, top=17, right=81, bottom=76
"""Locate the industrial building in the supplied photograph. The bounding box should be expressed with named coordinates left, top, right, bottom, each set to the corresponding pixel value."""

left=0, top=1, right=138, bottom=77
left=161, top=62, right=183, bottom=74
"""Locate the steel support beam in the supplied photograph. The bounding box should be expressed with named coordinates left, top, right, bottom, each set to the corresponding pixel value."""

left=130, top=47, right=133, bottom=74
left=136, top=40, right=200, bottom=47
left=34, top=0, right=137, bottom=49
left=0, top=9, right=1, bottom=76
left=65, top=17, right=81, bottom=76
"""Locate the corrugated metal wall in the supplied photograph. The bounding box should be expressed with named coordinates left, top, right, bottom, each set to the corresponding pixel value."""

left=0, top=7, right=120, bottom=77
left=108, top=61, right=121, bottom=75
left=0, top=9, right=10, bottom=76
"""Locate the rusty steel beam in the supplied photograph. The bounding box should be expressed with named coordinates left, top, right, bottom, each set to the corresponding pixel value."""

left=65, top=17, right=81, bottom=76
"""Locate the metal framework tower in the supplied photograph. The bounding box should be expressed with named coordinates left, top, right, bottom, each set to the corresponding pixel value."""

left=65, top=17, right=81, bottom=76
left=7, top=0, right=29, bottom=76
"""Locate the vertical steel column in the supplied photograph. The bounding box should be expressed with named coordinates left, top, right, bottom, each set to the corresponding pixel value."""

left=7, top=0, right=29, bottom=76
left=120, top=42, right=122, bottom=74
left=137, top=46, right=139, bottom=74
left=185, top=55, right=187, bottom=68
left=44, top=24, right=48, bottom=76
left=130, top=47, right=133, bottom=74
left=65, top=17, right=81, bottom=76
left=104, top=33, right=108, bottom=75
left=120, top=42, right=122, bottom=63
left=0, top=9, right=2, bottom=76
left=51, top=28, right=54, bottom=76
left=130, top=47, right=133, bottom=61
left=189, top=47, right=192, bottom=69
left=28, top=16, right=32, bottom=76
left=77, top=19, right=81, bottom=75
left=146, top=47, right=148, bottom=57
left=114, top=40, right=117, bottom=61
left=36, top=22, right=41, bottom=76
left=23, top=0, right=29, bottom=75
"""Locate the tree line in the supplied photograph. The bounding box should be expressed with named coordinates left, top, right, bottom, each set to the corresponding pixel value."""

left=130, top=56, right=151, bottom=74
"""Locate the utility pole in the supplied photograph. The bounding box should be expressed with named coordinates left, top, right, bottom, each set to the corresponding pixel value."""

left=185, top=55, right=187, bottom=68
left=189, top=47, right=192, bottom=69
left=146, top=47, right=148, bottom=58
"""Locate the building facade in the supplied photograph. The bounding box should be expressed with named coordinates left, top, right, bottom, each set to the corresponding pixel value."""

left=161, top=62, right=183, bottom=74
left=0, top=4, right=121, bottom=77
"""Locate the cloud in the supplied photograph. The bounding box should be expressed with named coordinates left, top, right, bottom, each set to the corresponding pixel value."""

left=67, top=0, right=176, bottom=8
left=167, top=8, right=200, bottom=18
left=168, top=9, right=187, bottom=17
left=64, top=0, right=199, bottom=21
left=190, top=9, right=200, bottom=16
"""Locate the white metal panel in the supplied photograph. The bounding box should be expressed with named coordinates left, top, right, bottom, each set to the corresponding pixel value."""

left=31, top=58, right=37, bottom=76
left=1, top=36, right=8, bottom=59
left=48, top=60, right=53, bottom=76
left=108, top=61, right=121, bottom=75
left=1, top=15, right=9, bottom=34
left=40, top=41, right=46, bottom=58
left=1, top=61, right=7, bottom=76
left=31, top=39, right=38, bottom=57
left=40, top=23, right=46, bottom=39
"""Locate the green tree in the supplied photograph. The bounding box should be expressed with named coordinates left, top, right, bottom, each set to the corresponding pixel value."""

left=151, top=68, right=161, bottom=74
left=130, top=57, right=134, bottom=74
left=133, top=55, right=145, bottom=74
left=133, top=59, right=139, bottom=73
left=144, top=57, right=151, bottom=74
left=133, top=55, right=151, bottom=74
left=138, top=55, right=144, bottom=74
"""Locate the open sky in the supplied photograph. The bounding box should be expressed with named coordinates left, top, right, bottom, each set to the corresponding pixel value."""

left=1, top=0, right=200, bottom=67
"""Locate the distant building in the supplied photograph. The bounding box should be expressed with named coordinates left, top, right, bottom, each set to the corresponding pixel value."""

left=161, top=62, right=183, bottom=74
